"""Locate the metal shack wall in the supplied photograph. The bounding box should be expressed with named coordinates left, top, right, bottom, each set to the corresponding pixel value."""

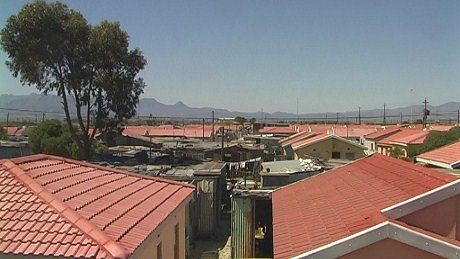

left=231, top=197, right=254, bottom=258
left=196, top=178, right=218, bottom=237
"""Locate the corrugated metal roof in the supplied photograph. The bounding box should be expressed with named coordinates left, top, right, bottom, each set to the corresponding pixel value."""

left=271, top=153, right=457, bottom=259
left=417, top=141, right=460, bottom=167
left=364, top=127, right=401, bottom=140
left=378, top=129, right=430, bottom=145
left=0, top=154, right=194, bottom=258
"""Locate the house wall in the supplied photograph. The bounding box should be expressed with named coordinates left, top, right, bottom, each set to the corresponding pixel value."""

left=340, top=238, right=441, bottom=259
left=362, top=138, right=377, bottom=155
left=294, top=138, right=365, bottom=160
left=399, top=195, right=460, bottom=240
left=377, top=144, right=422, bottom=158
left=132, top=202, right=188, bottom=259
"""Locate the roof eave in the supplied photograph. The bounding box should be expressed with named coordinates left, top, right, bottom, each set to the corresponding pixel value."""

left=292, top=221, right=460, bottom=259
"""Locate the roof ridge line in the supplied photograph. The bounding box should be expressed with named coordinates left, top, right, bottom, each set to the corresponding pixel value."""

left=2, top=159, right=129, bottom=259
left=12, top=154, right=195, bottom=189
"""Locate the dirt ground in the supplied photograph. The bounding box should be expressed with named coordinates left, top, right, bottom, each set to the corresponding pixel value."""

left=190, top=213, right=232, bottom=259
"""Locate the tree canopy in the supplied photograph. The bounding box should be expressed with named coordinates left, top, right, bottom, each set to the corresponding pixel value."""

left=1, top=1, right=146, bottom=159
left=29, top=120, right=79, bottom=158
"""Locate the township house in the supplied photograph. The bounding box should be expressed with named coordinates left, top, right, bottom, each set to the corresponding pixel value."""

left=280, top=131, right=367, bottom=161
left=416, top=141, right=460, bottom=170
left=272, top=153, right=460, bottom=259
left=0, top=154, right=194, bottom=259
left=376, top=128, right=430, bottom=157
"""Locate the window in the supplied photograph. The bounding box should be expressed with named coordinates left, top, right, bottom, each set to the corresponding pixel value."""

left=345, top=152, right=355, bottom=160
left=174, top=224, right=179, bottom=259
left=157, top=242, right=162, bottom=259
left=332, top=151, right=340, bottom=159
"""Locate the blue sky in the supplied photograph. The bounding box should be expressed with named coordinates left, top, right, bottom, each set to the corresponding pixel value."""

left=1, top=0, right=459, bottom=113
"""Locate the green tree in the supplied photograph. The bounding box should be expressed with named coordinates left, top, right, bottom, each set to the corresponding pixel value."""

left=389, top=146, right=406, bottom=159
left=29, top=120, right=79, bottom=158
left=1, top=1, right=146, bottom=159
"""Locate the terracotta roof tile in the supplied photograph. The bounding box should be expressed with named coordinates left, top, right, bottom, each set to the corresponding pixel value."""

left=0, top=154, right=194, bottom=258
left=271, top=153, right=457, bottom=258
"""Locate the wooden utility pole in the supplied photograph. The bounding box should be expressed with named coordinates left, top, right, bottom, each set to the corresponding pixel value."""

left=202, top=118, right=205, bottom=142
left=212, top=111, right=215, bottom=141
left=358, top=107, right=361, bottom=125
left=220, top=127, right=225, bottom=161
left=457, top=110, right=459, bottom=126
left=423, top=98, right=429, bottom=129
left=383, top=104, right=386, bottom=125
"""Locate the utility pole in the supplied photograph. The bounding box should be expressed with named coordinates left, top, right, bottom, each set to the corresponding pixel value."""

left=220, top=127, right=225, bottom=161
left=42, top=112, right=45, bottom=122
left=325, top=113, right=328, bottom=125
left=423, top=98, right=429, bottom=129
left=457, top=110, right=459, bottom=126
left=383, top=104, right=386, bottom=125
left=336, top=112, right=339, bottom=124
left=202, top=118, right=205, bottom=142
left=6, top=112, right=9, bottom=129
left=358, top=107, right=361, bottom=124
left=400, top=112, right=403, bottom=125
left=212, top=111, right=215, bottom=142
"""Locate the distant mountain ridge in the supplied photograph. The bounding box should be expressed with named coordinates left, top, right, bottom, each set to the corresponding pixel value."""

left=0, top=93, right=459, bottom=121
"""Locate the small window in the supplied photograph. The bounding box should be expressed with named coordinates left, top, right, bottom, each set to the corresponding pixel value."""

left=332, top=151, right=340, bottom=159
left=157, top=242, right=162, bottom=259
left=346, top=152, right=355, bottom=160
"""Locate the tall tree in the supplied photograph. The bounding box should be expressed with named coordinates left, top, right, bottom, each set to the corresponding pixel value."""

left=1, top=1, right=146, bottom=159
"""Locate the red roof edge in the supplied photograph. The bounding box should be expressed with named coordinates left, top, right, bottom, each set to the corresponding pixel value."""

left=11, top=154, right=195, bottom=189
left=2, top=159, right=129, bottom=259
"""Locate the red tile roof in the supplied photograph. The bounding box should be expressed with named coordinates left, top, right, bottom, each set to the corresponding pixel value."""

left=365, top=127, right=401, bottom=140
left=279, top=131, right=317, bottom=148
left=378, top=129, right=429, bottom=146
left=417, top=141, right=460, bottom=168
left=259, top=126, right=298, bottom=135
left=3, top=127, right=23, bottom=137
left=0, top=154, right=194, bottom=258
left=290, top=133, right=365, bottom=151
left=271, top=153, right=457, bottom=259
left=123, top=125, right=218, bottom=139
left=290, top=133, right=329, bottom=150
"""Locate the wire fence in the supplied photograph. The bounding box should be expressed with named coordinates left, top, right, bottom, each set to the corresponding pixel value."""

left=1, top=107, right=459, bottom=126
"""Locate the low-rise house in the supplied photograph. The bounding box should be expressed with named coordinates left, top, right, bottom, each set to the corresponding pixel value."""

left=272, top=153, right=460, bottom=259
left=279, top=131, right=318, bottom=160
left=290, top=133, right=366, bottom=161
left=0, top=154, right=194, bottom=259
left=377, top=129, right=430, bottom=157
left=363, top=127, right=401, bottom=154
left=416, top=141, right=460, bottom=169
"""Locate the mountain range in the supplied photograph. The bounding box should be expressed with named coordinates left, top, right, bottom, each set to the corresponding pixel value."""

left=0, top=93, right=459, bottom=122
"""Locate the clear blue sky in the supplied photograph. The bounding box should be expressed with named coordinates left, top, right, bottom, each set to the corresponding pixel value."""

left=1, top=0, right=459, bottom=113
